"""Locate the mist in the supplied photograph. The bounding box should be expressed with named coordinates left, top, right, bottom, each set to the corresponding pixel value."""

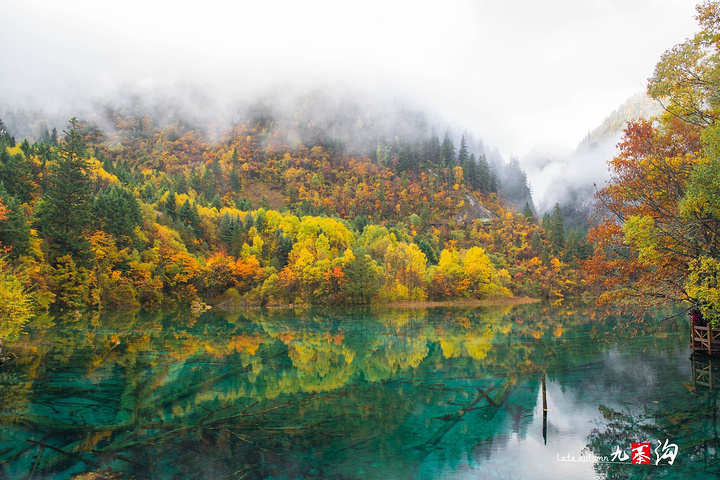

left=526, top=137, right=619, bottom=214
left=0, top=1, right=699, bottom=159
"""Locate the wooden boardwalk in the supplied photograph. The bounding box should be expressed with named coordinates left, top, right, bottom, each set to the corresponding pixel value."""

left=692, top=325, right=720, bottom=355
left=692, top=356, right=717, bottom=390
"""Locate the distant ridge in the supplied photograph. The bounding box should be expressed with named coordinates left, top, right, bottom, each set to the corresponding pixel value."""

left=536, top=93, right=663, bottom=230
left=578, top=92, right=663, bottom=150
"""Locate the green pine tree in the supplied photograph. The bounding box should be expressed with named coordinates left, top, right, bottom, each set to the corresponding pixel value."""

left=93, top=185, right=142, bottom=239
left=530, top=230, right=543, bottom=256
left=36, top=118, right=93, bottom=264
left=550, top=203, right=565, bottom=254
left=164, top=191, right=177, bottom=220
left=523, top=202, right=535, bottom=222
left=211, top=193, right=223, bottom=210
left=0, top=185, right=30, bottom=257
left=476, top=154, right=492, bottom=193
left=458, top=135, right=469, bottom=169
left=441, top=133, right=456, bottom=169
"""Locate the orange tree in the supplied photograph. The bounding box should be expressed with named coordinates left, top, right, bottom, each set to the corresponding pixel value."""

left=587, top=1, right=720, bottom=320
left=586, top=117, right=702, bottom=307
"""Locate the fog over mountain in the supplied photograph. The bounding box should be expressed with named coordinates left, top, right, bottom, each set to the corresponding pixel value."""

left=0, top=1, right=698, bottom=162
left=523, top=93, right=663, bottom=229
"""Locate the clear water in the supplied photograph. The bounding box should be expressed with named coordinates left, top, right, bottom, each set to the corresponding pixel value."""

left=1, top=302, right=718, bottom=479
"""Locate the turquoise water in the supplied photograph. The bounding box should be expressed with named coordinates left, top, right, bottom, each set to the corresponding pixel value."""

left=0, top=303, right=717, bottom=479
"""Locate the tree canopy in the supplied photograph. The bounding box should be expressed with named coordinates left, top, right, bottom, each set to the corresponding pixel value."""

left=588, top=1, right=720, bottom=323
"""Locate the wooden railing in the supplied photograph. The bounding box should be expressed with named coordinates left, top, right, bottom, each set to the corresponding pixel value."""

left=692, top=325, right=720, bottom=355
left=692, top=358, right=714, bottom=389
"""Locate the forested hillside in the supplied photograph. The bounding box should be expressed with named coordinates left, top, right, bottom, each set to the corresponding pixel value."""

left=587, top=1, right=720, bottom=323
left=0, top=99, right=590, bottom=335
left=578, top=93, right=663, bottom=149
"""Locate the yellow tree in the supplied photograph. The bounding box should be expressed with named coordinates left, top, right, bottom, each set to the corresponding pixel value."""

left=464, top=246, right=508, bottom=298
left=0, top=254, right=33, bottom=338
left=382, top=242, right=427, bottom=300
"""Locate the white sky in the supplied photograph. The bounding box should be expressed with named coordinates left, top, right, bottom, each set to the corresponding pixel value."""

left=0, top=0, right=700, bottom=158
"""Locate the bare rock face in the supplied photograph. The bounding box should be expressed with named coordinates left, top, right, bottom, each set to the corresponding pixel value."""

left=454, top=194, right=498, bottom=223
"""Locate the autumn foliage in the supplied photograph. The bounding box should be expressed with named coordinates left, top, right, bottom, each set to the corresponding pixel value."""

left=0, top=102, right=589, bottom=314
left=586, top=1, right=720, bottom=323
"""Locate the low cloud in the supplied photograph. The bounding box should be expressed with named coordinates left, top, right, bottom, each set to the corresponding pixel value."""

left=0, top=1, right=699, bottom=160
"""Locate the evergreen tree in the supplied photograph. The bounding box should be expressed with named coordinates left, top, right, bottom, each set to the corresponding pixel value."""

left=272, top=229, right=293, bottom=269
left=93, top=185, right=142, bottom=239
left=530, top=230, right=543, bottom=256
left=254, top=209, right=268, bottom=232
left=175, top=173, right=189, bottom=194
left=340, top=251, right=379, bottom=304
left=219, top=213, right=242, bottom=246
left=523, top=202, right=535, bottom=222
left=211, top=155, right=222, bottom=177
left=230, top=226, right=244, bottom=257
left=141, top=183, right=156, bottom=203
left=201, top=168, right=214, bottom=198
left=236, top=197, right=252, bottom=211
left=500, top=158, right=532, bottom=208
left=19, top=139, right=31, bottom=157
left=550, top=203, right=565, bottom=254
left=563, top=228, right=579, bottom=263
left=164, top=191, right=177, bottom=220
left=210, top=156, right=222, bottom=194
left=0, top=149, right=35, bottom=203
left=229, top=169, right=243, bottom=192
left=441, top=133, right=456, bottom=169
left=458, top=135, right=469, bottom=169
left=38, top=129, right=51, bottom=144
left=466, top=153, right=478, bottom=190
left=415, top=237, right=439, bottom=265
left=244, top=212, right=255, bottom=230
left=477, top=154, right=492, bottom=193
left=415, top=140, right=427, bottom=171
left=397, top=144, right=414, bottom=173
left=189, top=169, right=203, bottom=193
left=36, top=118, right=93, bottom=264
left=100, top=153, right=114, bottom=175
left=542, top=213, right=552, bottom=232
left=211, top=193, right=223, bottom=210
left=113, top=159, right=134, bottom=185
left=489, top=170, right=499, bottom=193
left=178, top=199, right=201, bottom=235
left=577, top=234, right=593, bottom=260
left=427, top=131, right=441, bottom=166
left=0, top=119, right=14, bottom=147
left=0, top=185, right=30, bottom=257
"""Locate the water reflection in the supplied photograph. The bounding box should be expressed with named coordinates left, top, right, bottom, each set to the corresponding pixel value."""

left=0, top=303, right=716, bottom=479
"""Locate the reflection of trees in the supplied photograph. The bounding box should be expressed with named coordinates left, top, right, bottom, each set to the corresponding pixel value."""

left=583, top=350, right=720, bottom=479
left=586, top=397, right=720, bottom=478
left=1, top=302, right=627, bottom=478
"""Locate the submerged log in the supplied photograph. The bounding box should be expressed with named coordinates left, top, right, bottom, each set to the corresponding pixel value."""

left=114, top=355, right=138, bottom=425
left=424, top=377, right=517, bottom=448
left=25, top=439, right=100, bottom=470
left=145, top=350, right=288, bottom=411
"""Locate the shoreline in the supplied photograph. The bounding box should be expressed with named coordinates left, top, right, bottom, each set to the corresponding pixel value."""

left=242, top=296, right=540, bottom=311
left=382, top=297, right=540, bottom=309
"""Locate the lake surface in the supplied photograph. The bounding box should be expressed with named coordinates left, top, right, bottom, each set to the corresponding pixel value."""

left=1, top=302, right=718, bottom=479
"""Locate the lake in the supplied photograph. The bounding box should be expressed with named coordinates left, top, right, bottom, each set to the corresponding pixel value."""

left=1, top=302, right=718, bottom=479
